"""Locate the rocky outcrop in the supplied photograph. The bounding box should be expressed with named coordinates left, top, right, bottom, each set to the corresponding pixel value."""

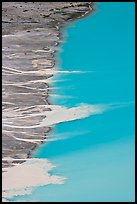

left=2, top=2, right=94, bottom=169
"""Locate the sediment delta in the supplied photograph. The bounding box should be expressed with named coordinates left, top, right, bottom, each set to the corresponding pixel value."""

left=2, top=2, right=93, bottom=169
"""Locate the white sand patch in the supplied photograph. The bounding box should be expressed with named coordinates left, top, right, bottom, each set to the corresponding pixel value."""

left=40, top=104, right=107, bottom=126
left=2, top=158, right=66, bottom=200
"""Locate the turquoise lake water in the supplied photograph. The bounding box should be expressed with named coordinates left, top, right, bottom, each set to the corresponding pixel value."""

left=12, top=2, right=135, bottom=202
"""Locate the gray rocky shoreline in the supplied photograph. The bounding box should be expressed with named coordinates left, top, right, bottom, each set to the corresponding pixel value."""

left=2, top=2, right=94, bottom=169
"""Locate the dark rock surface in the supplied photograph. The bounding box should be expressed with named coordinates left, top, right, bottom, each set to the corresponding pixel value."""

left=2, top=2, right=93, bottom=169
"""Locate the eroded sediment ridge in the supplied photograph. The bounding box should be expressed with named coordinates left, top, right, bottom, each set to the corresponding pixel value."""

left=2, top=2, right=93, bottom=169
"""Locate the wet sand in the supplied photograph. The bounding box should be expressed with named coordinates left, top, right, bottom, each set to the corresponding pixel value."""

left=2, top=2, right=93, bottom=168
